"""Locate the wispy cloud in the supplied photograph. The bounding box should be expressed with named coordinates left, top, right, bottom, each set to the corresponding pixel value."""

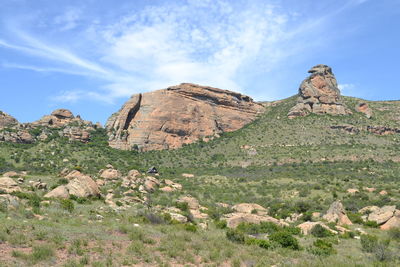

left=0, top=0, right=355, bottom=104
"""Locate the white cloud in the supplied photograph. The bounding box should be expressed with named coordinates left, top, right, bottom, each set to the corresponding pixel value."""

left=0, top=0, right=348, bottom=103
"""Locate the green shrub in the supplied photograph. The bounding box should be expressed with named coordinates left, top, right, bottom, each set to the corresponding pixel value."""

left=226, top=229, right=245, bottom=244
left=310, top=224, right=333, bottom=238
left=269, top=231, right=300, bottom=250
left=245, top=238, right=271, bottom=249
left=215, top=220, right=227, bottom=229
left=31, top=244, right=55, bottom=263
left=388, top=227, right=400, bottom=241
left=184, top=224, right=197, bottom=232
left=308, top=239, right=336, bottom=256
left=364, top=220, right=379, bottom=228
left=360, top=234, right=378, bottom=253
left=347, top=212, right=364, bottom=224
left=60, top=199, right=75, bottom=213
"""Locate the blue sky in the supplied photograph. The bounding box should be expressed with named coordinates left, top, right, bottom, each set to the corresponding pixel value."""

left=0, top=0, right=399, bottom=124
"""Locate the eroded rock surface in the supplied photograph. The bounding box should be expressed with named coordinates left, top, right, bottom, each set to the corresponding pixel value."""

left=322, top=201, right=352, bottom=226
left=288, top=65, right=351, bottom=118
left=106, top=83, right=264, bottom=151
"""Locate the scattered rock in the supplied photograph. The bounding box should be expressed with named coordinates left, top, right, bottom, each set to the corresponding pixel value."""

left=323, top=201, right=352, bottom=225
left=288, top=64, right=351, bottom=118
left=379, top=190, right=388, bottom=196
left=169, top=212, right=188, bottom=223
left=44, top=185, right=69, bottom=199
left=182, top=173, right=195, bottom=178
left=364, top=187, right=376, bottom=193
left=224, top=213, right=285, bottom=229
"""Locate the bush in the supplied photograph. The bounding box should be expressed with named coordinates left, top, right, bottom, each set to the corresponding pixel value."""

left=226, top=229, right=245, bottom=244
left=310, top=224, right=333, bottom=238
left=245, top=238, right=272, bottom=249
left=364, top=220, right=379, bottom=228
left=360, top=234, right=378, bottom=253
left=215, top=220, right=227, bottom=229
left=269, top=231, right=300, bottom=250
left=308, top=239, right=336, bottom=256
left=60, top=199, right=74, bottom=213
left=388, top=227, right=400, bottom=241
left=347, top=212, right=364, bottom=224
left=184, top=224, right=197, bottom=232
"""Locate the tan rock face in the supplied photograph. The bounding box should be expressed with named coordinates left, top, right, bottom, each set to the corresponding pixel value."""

left=232, top=203, right=268, bottom=215
left=0, top=111, right=18, bottom=129
left=224, top=213, right=283, bottom=229
left=288, top=65, right=351, bottom=118
left=106, top=83, right=264, bottom=151
left=367, top=206, right=396, bottom=225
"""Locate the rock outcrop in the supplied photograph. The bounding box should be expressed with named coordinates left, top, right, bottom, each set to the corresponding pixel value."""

left=356, top=103, right=372, bottom=118
left=322, top=201, right=352, bottom=225
left=0, top=177, right=21, bottom=193
left=106, top=83, right=264, bottom=151
left=0, top=111, right=18, bottom=129
left=288, top=65, right=351, bottom=118
left=45, top=174, right=100, bottom=199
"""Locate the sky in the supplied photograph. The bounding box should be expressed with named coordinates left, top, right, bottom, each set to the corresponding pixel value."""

left=0, top=0, right=399, bottom=124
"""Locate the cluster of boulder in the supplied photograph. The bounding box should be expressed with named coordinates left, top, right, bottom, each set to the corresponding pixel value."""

left=359, top=205, right=400, bottom=230
left=0, top=108, right=101, bottom=144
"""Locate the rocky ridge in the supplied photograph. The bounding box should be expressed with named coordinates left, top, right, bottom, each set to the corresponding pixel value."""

left=106, top=83, right=264, bottom=151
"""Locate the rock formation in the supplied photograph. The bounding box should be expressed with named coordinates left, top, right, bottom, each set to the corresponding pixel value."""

left=106, top=83, right=264, bottom=151
left=322, top=201, right=352, bottom=225
left=288, top=64, right=351, bottom=118
left=0, top=111, right=18, bottom=129
left=356, top=103, right=372, bottom=118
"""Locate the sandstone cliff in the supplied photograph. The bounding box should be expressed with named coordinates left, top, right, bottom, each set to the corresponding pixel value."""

left=288, top=64, right=351, bottom=118
left=106, top=83, right=264, bottom=151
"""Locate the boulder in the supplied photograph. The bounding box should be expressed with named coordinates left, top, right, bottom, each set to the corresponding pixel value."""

left=367, top=206, right=396, bottom=225
left=297, top=221, right=338, bottom=235
left=323, top=201, right=352, bottom=225
left=232, top=203, right=268, bottom=215
left=0, top=177, right=21, bottom=193
left=347, top=188, right=359, bottom=194
left=380, top=212, right=400, bottom=230
left=356, top=103, right=372, bottom=118
left=359, top=206, right=380, bottom=214
left=169, top=212, right=188, bottom=223
left=3, top=171, right=18, bottom=177
left=178, top=196, right=200, bottom=210
left=105, top=83, right=264, bottom=151
left=288, top=65, right=351, bottom=118
left=66, top=175, right=100, bottom=198
left=44, top=185, right=69, bottom=199
left=65, top=170, right=85, bottom=180
left=224, top=213, right=285, bottom=229
left=45, top=175, right=100, bottom=199
left=182, top=173, right=195, bottom=178
left=99, top=169, right=121, bottom=180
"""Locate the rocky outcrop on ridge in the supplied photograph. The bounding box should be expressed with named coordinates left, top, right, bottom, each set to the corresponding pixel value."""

left=356, top=103, right=373, bottom=118
left=288, top=64, right=351, bottom=118
left=0, top=111, right=18, bottom=128
left=0, top=108, right=99, bottom=144
left=106, top=83, right=264, bottom=151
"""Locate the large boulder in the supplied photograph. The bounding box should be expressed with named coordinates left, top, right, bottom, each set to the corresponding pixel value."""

left=232, top=203, right=268, bottom=215
left=297, top=221, right=338, bottom=235
left=380, top=211, right=400, bottom=230
left=105, top=83, right=264, bottom=151
left=223, top=213, right=285, bottom=229
left=45, top=175, right=100, bottom=199
left=356, top=103, right=372, bottom=118
left=367, top=206, right=396, bottom=225
left=288, top=65, right=351, bottom=118
left=322, top=201, right=352, bottom=225
left=0, top=177, right=21, bottom=193
left=99, top=168, right=121, bottom=180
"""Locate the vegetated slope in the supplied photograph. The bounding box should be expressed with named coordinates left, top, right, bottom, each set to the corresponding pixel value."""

left=1, top=95, right=400, bottom=175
